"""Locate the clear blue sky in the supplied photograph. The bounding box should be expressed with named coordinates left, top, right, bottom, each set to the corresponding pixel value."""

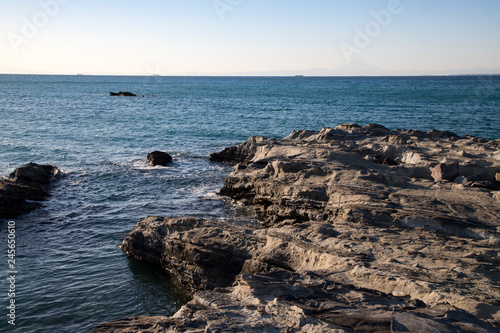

left=1, top=0, right=499, bottom=74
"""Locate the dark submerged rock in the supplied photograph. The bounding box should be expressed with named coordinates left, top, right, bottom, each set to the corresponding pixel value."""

left=109, top=91, right=137, bottom=97
left=9, top=163, right=58, bottom=185
left=0, top=163, right=59, bottom=218
left=147, top=151, right=173, bottom=166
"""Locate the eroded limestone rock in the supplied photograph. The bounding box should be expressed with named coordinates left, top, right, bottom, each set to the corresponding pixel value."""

left=96, top=217, right=499, bottom=332
left=120, top=216, right=266, bottom=291
left=95, top=124, right=500, bottom=332
left=215, top=124, right=500, bottom=229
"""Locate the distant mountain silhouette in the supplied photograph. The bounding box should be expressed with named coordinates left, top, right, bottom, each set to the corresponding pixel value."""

left=327, top=59, right=389, bottom=76
left=2, top=59, right=499, bottom=76
left=181, top=59, right=500, bottom=76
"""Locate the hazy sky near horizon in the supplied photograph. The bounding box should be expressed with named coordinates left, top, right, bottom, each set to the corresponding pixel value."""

left=1, top=0, right=499, bottom=75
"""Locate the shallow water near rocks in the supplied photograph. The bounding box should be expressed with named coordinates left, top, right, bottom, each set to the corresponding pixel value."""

left=0, top=75, right=499, bottom=332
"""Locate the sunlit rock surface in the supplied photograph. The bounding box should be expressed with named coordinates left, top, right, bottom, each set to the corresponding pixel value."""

left=94, top=124, right=500, bottom=332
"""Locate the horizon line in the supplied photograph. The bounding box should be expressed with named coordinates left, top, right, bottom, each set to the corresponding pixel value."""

left=1, top=73, right=500, bottom=77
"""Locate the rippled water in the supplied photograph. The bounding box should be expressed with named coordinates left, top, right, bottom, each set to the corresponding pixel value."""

left=0, top=74, right=499, bottom=332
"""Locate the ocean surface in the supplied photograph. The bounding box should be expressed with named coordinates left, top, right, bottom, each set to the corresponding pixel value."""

left=0, top=75, right=499, bottom=332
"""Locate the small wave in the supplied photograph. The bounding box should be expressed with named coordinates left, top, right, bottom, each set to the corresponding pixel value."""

left=203, top=191, right=220, bottom=200
left=14, top=144, right=33, bottom=151
left=100, top=160, right=122, bottom=167
left=131, top=159, right=174, bottom=171
left=0, top=143, right=32, bottom=151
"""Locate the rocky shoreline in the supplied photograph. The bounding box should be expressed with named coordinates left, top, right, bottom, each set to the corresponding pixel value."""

left=0, top=163, right=59, bottom=219
left=93, top=124, right=500, bottom=332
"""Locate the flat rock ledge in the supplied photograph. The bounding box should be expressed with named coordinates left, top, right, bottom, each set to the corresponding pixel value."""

left=94, top=124, right=500, bottom=332
left=0, top=163, right=59, bottom=219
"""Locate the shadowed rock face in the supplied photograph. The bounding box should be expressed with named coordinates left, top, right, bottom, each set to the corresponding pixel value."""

left=120, top=216, right=265, bottom=291
left=0, top=163, right=59, bottom=218
left=94, top=124, right=500, bottom=332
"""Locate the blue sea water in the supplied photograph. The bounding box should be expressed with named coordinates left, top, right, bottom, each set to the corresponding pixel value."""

left=0, top=74, right=499, bottom=332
